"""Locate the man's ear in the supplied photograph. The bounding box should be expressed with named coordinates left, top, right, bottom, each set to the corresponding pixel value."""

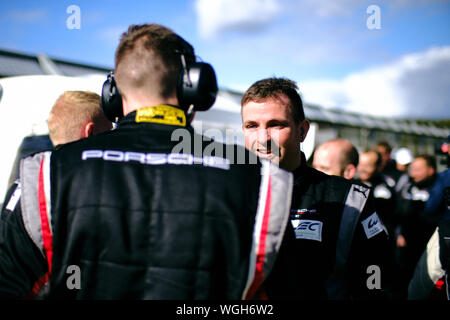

left=343, top=164, right=357, bottom=180
left=84, top=122, right=95, bottom=138
left=428, top=167, right=435, bottom=178
left=299, top=120, right=310, bottom=142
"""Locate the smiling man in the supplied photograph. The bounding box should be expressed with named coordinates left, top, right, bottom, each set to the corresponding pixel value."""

left=241, top=79, right=309, bottom=171
left=241, top=77, right=395, bottom=299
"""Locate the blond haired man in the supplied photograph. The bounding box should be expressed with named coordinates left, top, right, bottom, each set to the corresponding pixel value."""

left=47, top=91, right=112, bottom=146
left=0, top=90, right=111, bottom=299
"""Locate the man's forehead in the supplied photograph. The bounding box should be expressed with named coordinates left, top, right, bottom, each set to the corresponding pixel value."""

left=250, top=93, right=290, bottom=106
left=242, top=95, right=292, bottom=120
left=361, top=152, right=377, bottom=163
left=412, top=158, right=427, bottom=167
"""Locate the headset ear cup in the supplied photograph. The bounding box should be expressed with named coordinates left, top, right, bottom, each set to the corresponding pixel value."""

left=101, top=72, right=124, bottom=122
left=177, top=62, right=218, bottom=112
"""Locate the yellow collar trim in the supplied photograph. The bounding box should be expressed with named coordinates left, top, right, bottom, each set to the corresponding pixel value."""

left=135, top=105, right=186, bottom=127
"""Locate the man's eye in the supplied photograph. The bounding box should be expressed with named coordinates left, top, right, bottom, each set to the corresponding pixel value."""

left=245, top=124, right=257, bottom=129
left=269, top=122, right=284, bottom=128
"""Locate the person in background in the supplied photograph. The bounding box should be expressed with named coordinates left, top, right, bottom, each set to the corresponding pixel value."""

left=408, top=142, right=450, bottom=300
left=393, top=147, right=414, bottom=197
left=0, top=90, right=112, bottom=298
left=47, top=91, right=112, bottom=147
left=312, top=138, right=359, bottom=180
left=374, top=140, right=401, bottom=188
left=6, top=91, right=113, bottom=189
left=357, top=150, right=397, bottom=239
left=394, top=148, right=413, bottom=174
left=396, top=154, right=438, bottom=298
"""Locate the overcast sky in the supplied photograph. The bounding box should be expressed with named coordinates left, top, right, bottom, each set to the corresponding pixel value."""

left=1, top=0, right=449, bottom=119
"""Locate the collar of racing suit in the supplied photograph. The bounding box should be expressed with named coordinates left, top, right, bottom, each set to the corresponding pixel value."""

left=367, top=172, right=388, bottom=188
left=292, top=152, right=311, bottom=186
left=116, top=105, right=194, bottom=133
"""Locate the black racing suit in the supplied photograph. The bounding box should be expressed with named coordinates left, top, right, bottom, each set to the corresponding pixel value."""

left=264, top=155, right=394, bottom=299
left=363, top=173, right=397, bottom=239
left=0, top=106, right=294, bottom=299
left=362, top=174, right=398, bottom=278
left=0, top=181, right=49, bottom=298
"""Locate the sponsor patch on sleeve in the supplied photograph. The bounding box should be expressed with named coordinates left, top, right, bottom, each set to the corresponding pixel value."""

left=361, top=212, right=386, bottom=239
left=5, top=182, right=21, bottom=212
left=374, top=185, right=392, bottom=199
left=291, top=219, right=323, bottom=242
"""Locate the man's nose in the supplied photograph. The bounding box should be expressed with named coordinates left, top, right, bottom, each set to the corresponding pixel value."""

left=257, top=128, right=270, bottom=143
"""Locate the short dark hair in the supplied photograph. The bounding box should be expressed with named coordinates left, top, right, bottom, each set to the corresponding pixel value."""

left=114, top=24, right=195, bottom=100
left=374, top=140, right=392, bottom=155
left=415, top=154, right=436, bottom=171
left=341, top=144, right=359, bottom=168
left=241, top=77, right=305, bottom=124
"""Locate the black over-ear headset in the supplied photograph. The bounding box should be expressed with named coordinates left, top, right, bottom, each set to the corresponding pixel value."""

left=101, top=45, right=218, bottom=122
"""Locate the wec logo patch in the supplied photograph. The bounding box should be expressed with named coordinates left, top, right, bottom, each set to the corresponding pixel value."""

left=362, top=212, right=385, bottom=239
left=291, top=219, right=323, bottom=242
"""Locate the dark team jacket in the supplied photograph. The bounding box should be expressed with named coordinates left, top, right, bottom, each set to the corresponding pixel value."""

left=264, top=155, right=395, bottom=299
left=0, top=106, right=294, bottom=300
left=364, top=173, right=397, bottom=239
left=397, top=175, right=439, bottom=258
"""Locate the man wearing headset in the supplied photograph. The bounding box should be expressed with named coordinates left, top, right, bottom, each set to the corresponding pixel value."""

left=241, top=77, right=395, bottom=299
left=0, top=24, right=294, bottom=299
left=0, top=91, right=112, bottom=298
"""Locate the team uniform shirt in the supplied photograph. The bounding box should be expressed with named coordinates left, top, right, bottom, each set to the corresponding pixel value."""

left=398, top=175, right=439, bottom=260
left=363, top=173, right=398, bottom=244
left=264, top=154, right=394, bottom=299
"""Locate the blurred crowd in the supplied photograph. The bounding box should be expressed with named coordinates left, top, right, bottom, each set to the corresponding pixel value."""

left=310, top=138, right=450, bottom=299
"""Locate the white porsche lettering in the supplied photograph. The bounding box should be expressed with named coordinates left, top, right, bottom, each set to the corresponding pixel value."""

left=146, top=153, right=167, bottom=165
left=125, top=152, right=146, bottom=164
left=168, top=153, right=193, bottom=165
left=103, top=150, right=124, bottom=162
left=81, top=150, right=102, bottom=160
left=81, top=150, right=230, bottom=170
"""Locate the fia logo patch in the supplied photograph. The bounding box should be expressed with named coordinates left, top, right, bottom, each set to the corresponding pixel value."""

left=291, top=219, right=323, bottom=242
left=361, top=212, right=386, bottom=239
